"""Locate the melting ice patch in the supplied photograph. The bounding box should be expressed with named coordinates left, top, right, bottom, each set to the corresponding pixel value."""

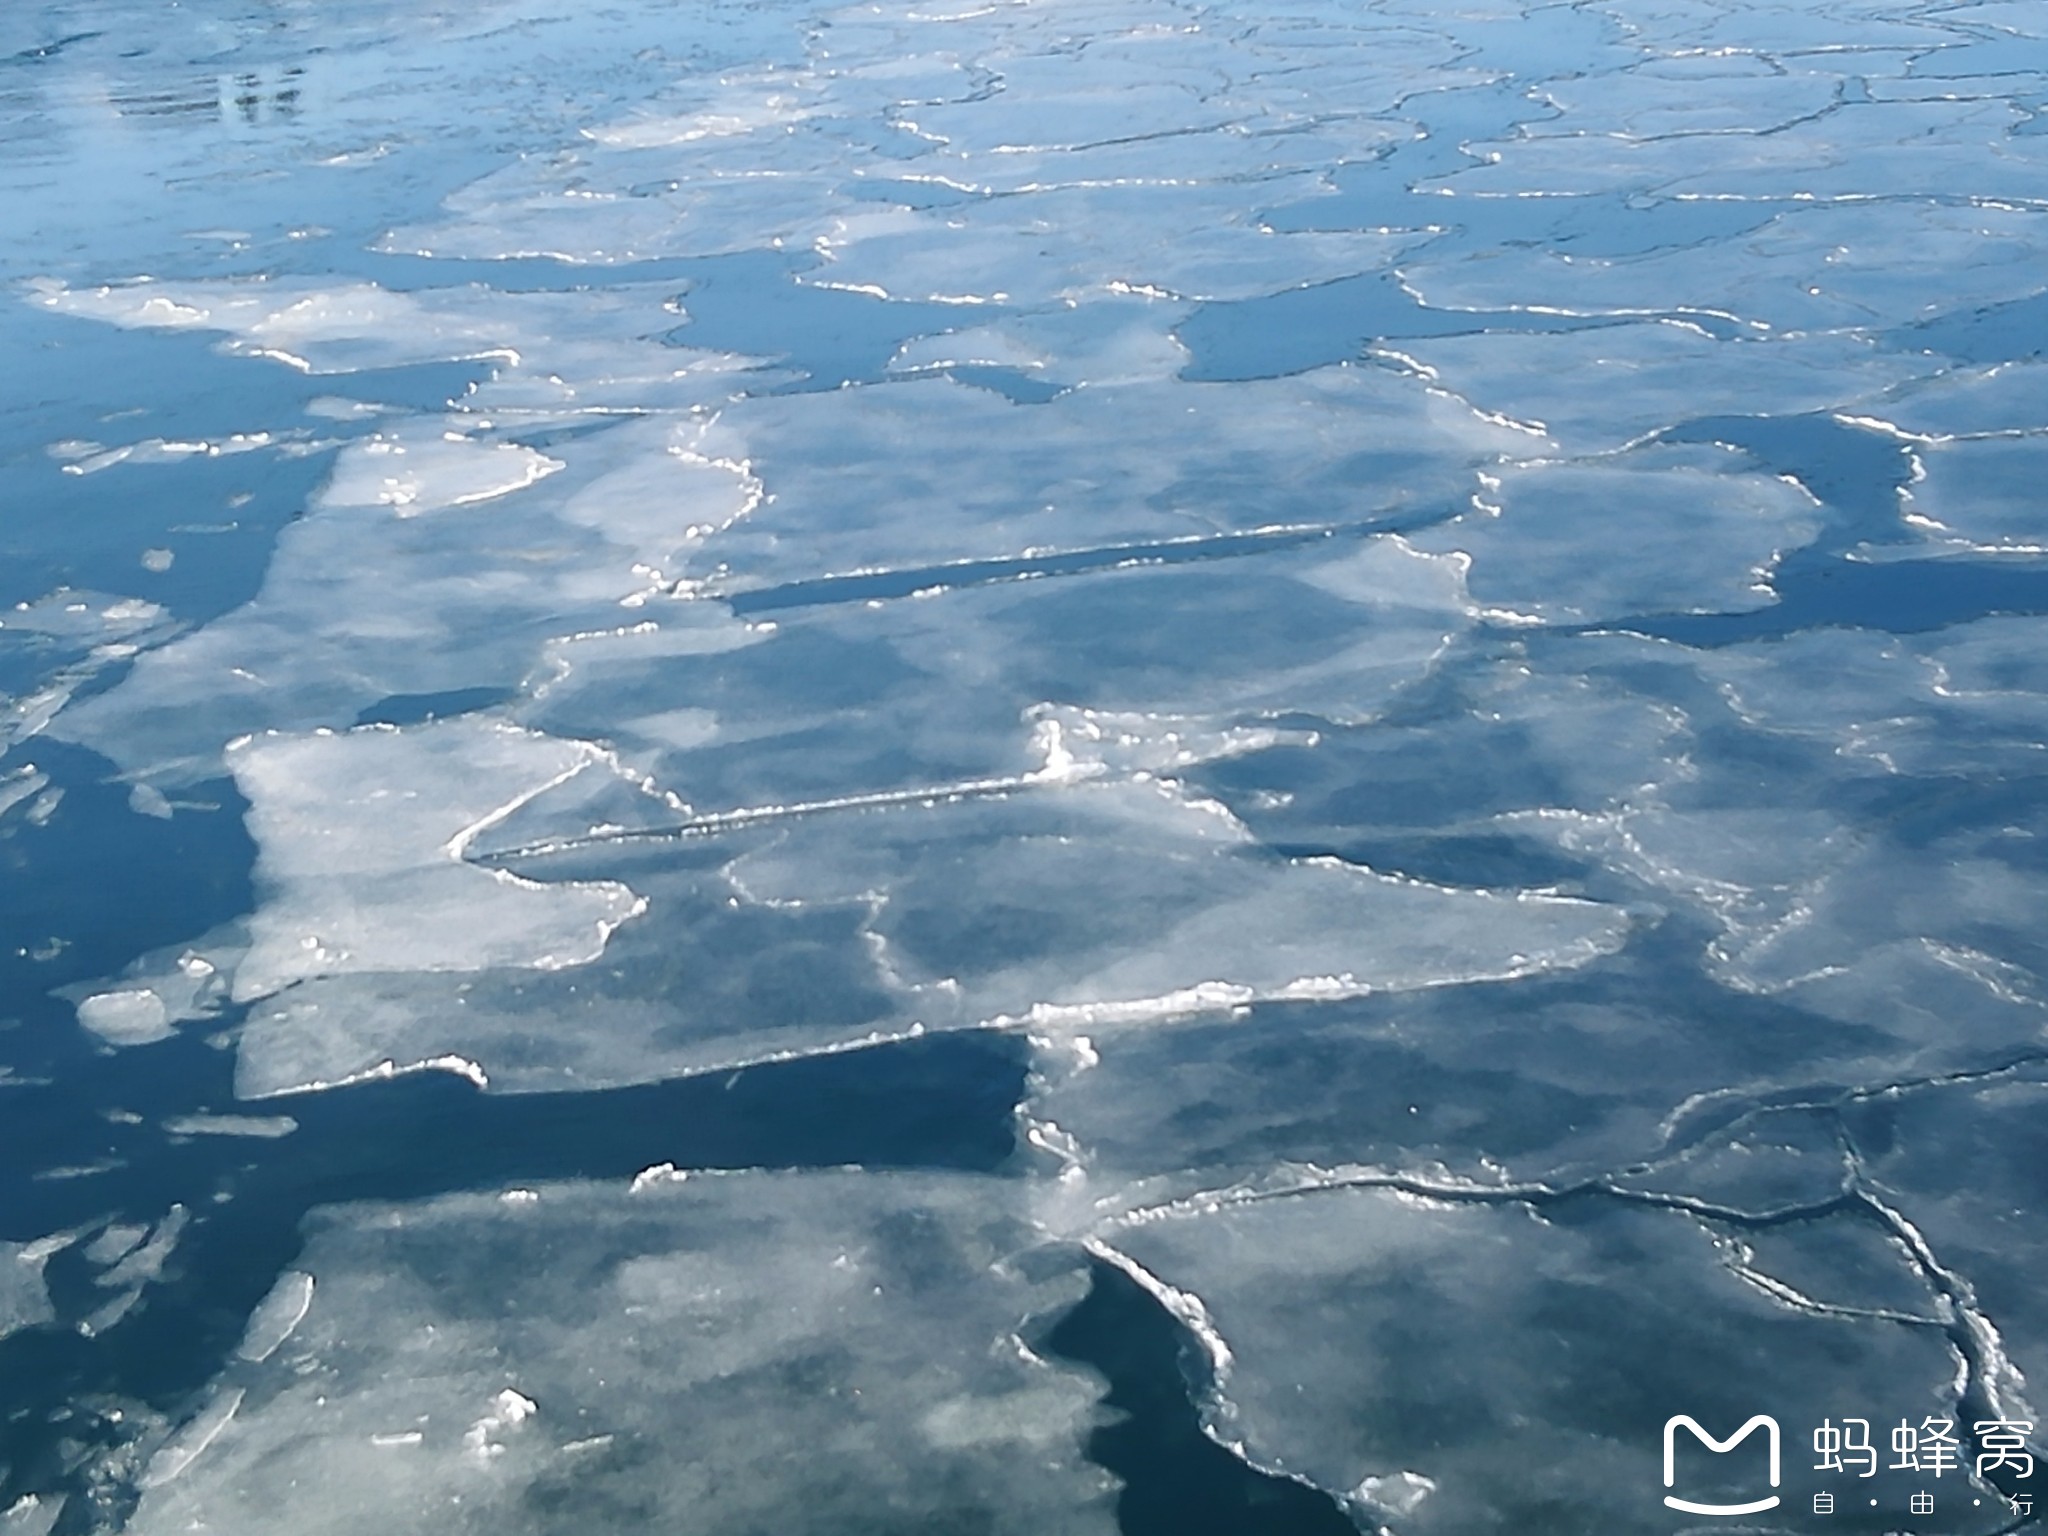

left=75, top=988, right=175, bottom=1047
left=1, top=590, right=174, bottom=751
left=319, top=431, right=562, bottom=517
left=0, top=1244, right=56, bottom=1345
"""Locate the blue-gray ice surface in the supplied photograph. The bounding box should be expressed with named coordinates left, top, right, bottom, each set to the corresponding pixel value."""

left=121, top=1173, right=1116, bottom=1536
left=7, top=0, right=2048, bottom=1528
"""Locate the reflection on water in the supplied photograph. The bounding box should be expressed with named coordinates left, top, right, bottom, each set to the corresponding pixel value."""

left=108, top=68, right=301, bottom=126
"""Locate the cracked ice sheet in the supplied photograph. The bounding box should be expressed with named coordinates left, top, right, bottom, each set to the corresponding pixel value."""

left=1399, top=202, right=2048, bottom=339
left=882, top=22, right=1424, bottom=156
left=1011, top=630, right=2048, bottom=1217
left=682, top=368, right=1533, bottom=594
left=224, top=721, right=644, bottom=1006
left=1433, top=96, right=2048, bottom=205
left=371, top=6, right=1408, bottom=268
left=516, top=537, right=1478, bottom=830
left=1654, top=0, right=1965, bottom=53
left=46, top=359, right=1509, bottom=790
left=917, top=119, right=1406, bottom=200
left=728, top=776, right=1626, bottom=1021
left=234, top=762, right=1625, bottom=1098
left=216, top=541, right=1540, bottom=1098
left=382, top=160, right=854, bottom=266
left=1098, top=1186, right=2000, bottom=1536
left=367, top=0, right=1387, bottom=253
left=70, top=500, right=1516, bottom=1095
left=1463, top=627, right=2048, bottom=1060
left=1409, top=444, right=1822, bottom=624
left=121, top=1171, right=1118, bottom=1536
left=1017, top=646, right=2027, bottom=1218
left=806, top=186, right=1420, bottom=307
left=1845, top=1066, right=2048, bottom=1411
left=1523, top=64, right=1846, bottom=141
left=47, top=410, right=764, bottom=786
left=1026, top=885, right=2045, bottom=1234
left=1704, top=631, right=2048, bottom=794
left=1023, top=957, right=1874, bottom=1228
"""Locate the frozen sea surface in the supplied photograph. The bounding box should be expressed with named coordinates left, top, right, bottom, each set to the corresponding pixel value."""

left=4, top=0, right=2048, bottom=1531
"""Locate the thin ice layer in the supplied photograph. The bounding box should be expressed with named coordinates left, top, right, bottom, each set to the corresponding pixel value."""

left=730, top=776, right=1628, bottom=1026
left=1025, top=960, right=1872, bottom=1229
left=1385, top=325, right=1928, bottom=458
left=1400, top=201, right=2048, bottom=341
left=1412, top=448, right=1821, bottom=623
left=1904, top=435, right=2048, bottom=550
left=227, top=721, right=643, bottom=1003
left=48, top=410, right=763, bottom=786
left=122, top=1171, right=1116, bottom=1536
left=235, top=761, right=1623, bottom=1097
left=0, top=1242, right=56, bottom=1344
left=1620, top=624, right=2048, bottom=1039
left=522, top=536, right=1477, bottom=817
left=675, top=367, right=1530, bottom=594
left=1100, top=1184, right=1993, bottom=1535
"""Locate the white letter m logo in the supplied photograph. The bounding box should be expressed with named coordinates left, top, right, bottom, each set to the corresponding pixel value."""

left=1663, top=1415, right=1781, bottom=1515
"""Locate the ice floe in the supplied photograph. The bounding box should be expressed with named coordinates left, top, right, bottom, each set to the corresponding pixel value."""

left=1095, top=1180, right=2001, bottom=1534
left=122, top=1172, right=1117, bottom=1536
left=0, top=1245, right=56, bottom=1346
left=227, top=721, right=644, bottom=1003
left=15, top=0, right=2048, bottom=1527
